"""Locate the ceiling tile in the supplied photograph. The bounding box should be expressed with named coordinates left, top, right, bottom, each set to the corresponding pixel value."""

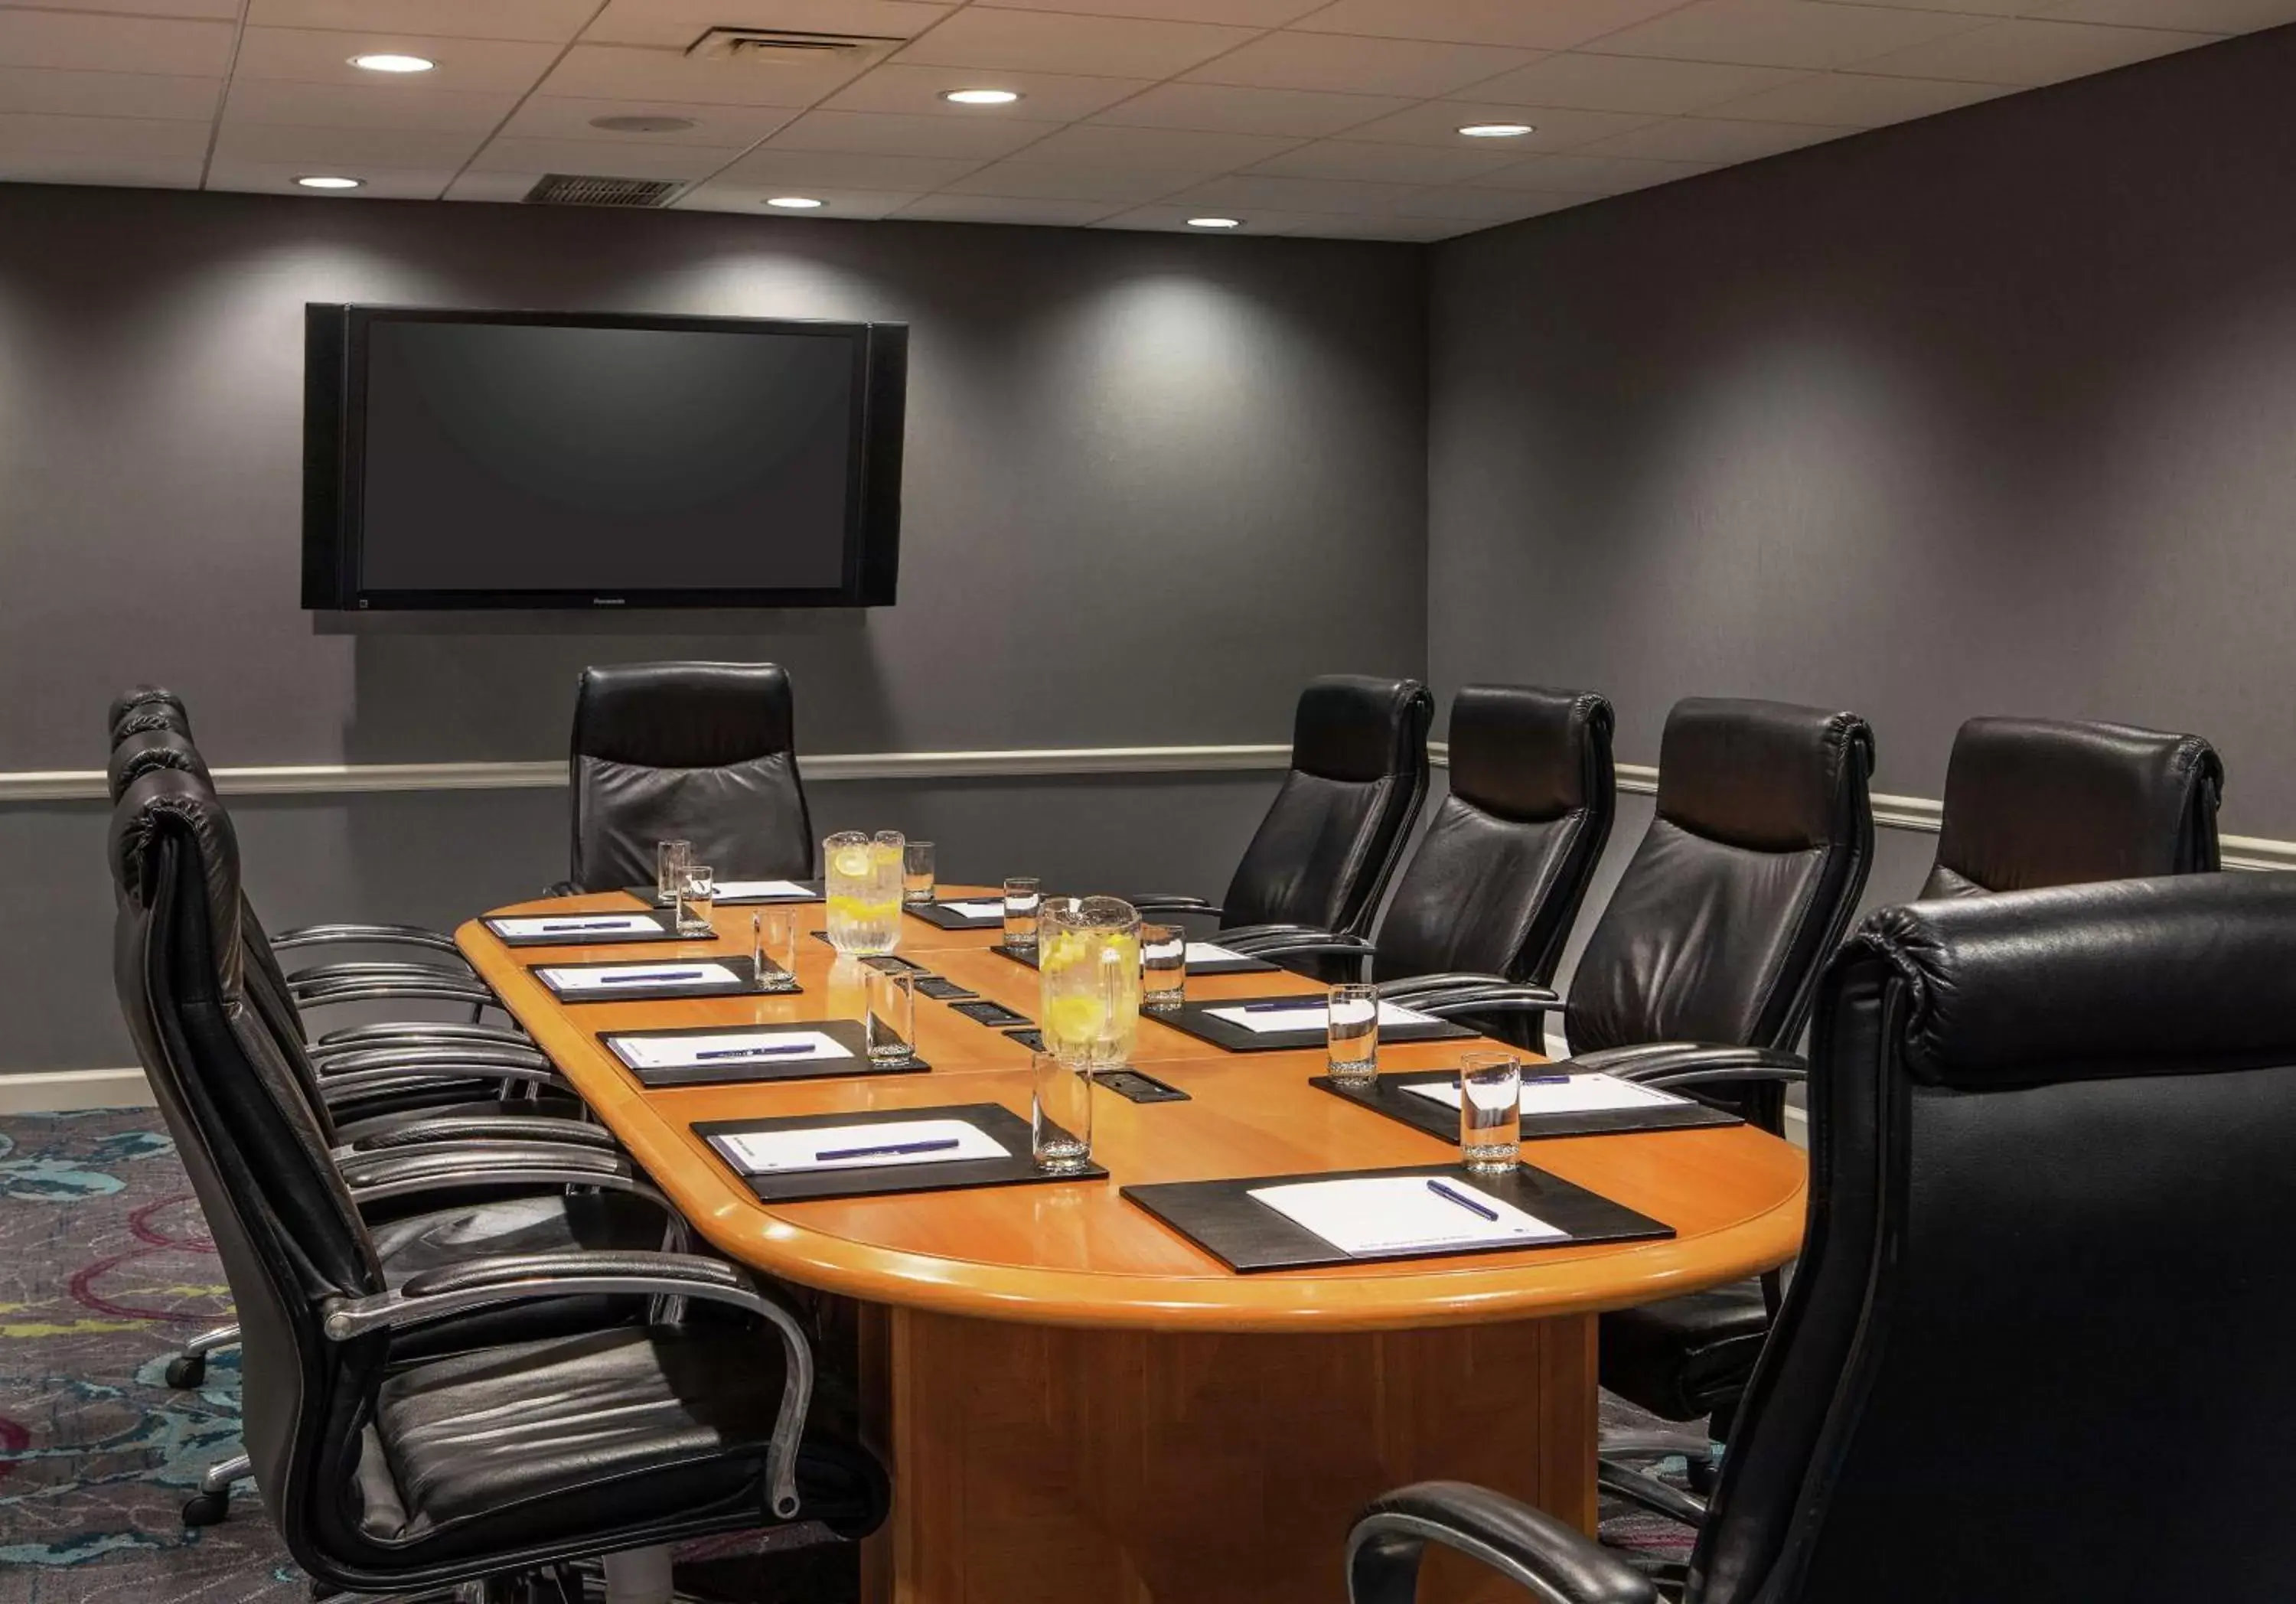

left=205, top=157, right=455, bottom=197
left=1090, top=82, right=1413, bottom=138
left=894, top=192, right=1127, bottom=225
left=222, top=77, right=523, bottom=132
left=233, top=27, right=562, bottom=92
left=0, top=149, right=203, bottom=186
left=0, top=66, right=221, bottom=120
left=1247, top=137, right=1527, bottom=184
left=712, top=145, right=989, bottom=189
left=0, top=0, right=235, bottom=17
left=1458, top=52, right=1806, bottom=115
left=894, top=9, right=1261, bottom=77
left=987, top=0, right=1324, bottom=22
left=2029, top=0, right=2296, bottom=27
left=498, top=96, right=801, bottom=145
left=1704, top=70, right=2006, bottom=127
left=466, top=135, right=746, bottom=178
left=765, top=107, right=1061, bottom=160
left=537, top=43, right=872, bottom=107
left=246, top=0, right=598, bottom=42
left=675, top=180, right=923, bottom=217
left=581, top=0, right=951, bottom=49
left=1478, top=149, right=1715, bottom=193
left=1339, top=98, right=1657, bottom=150
left=0, top=11, right=235, bottom=75
left=1287, top=211, right=1474, bottom=240
left=1815, top=0, right=2020, bottom=12
left=1857, top=18, right=2220, bottom=86
left=1091, top=202, right=1326, bottom=233
left=1185, top=31, right=1541, bottom=96
left=1586, top=0, right=1988, bottom=70
left=1288, top=0, right=1701, bottom=50
left=1583, top=113, right=1837, bottom=162
left=823, top=62, right=1156, bottom=121
left=998, top=122, right=1301, bottom=170
left=1391, top=184, right=1586, bottom=221
left=212, top=122, right=491, bottom=166
left=442, top=168, right=540, bottom=200
left=942, top=158, right=1205, bottom=201
left=0, top=109, right=210, bottom=157
left=1162, top=171, right=1426, bottom=213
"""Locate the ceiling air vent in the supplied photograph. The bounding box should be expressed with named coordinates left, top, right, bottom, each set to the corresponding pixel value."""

left=685, top=28, right=905, bottom=68
left=523, top=173, right=681, bottom=207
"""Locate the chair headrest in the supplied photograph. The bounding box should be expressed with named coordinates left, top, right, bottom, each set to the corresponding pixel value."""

left=1853, top=872, right=2296, bottom=1087
left=109, top=685, right=188, bottom=742
left=1293, top=675, right=1433, bottom=784
left=112, top=767, right=243, bottom=993
left=109, top=730, right=212, bottom=804
left=1446, top=685, right=1613, bottom=822
left=572, top=662, right=797, bottom=769
left=1656, top=697, right=1873, bottom=853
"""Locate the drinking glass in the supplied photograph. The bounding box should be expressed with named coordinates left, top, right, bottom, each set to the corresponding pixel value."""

left=1459, top=1051, right=1523, bottom=1174
left=1038, top=897, right=1143, bottom=1073
left=675, top=862, right=716, bottom=938
left=903, top=839, right=937, bottom=904
left=1327, top=983, right=1379, bottom=1086
left=1140, top=921, right=1186, bottom=1012
left=865, top=966, right=917, bottom=1064
left=824, top=831, right=899, bottom=954
left=655, top=839, right=692, bottom=908
left=1003, top=877, right=1042, bottom=951
left=751, top=908, right=800, bottom=991
left=1030, top=1050, right=1094, bottom=1173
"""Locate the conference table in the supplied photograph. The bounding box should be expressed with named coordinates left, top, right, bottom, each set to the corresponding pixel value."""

left=458, top=886, right=1805, bottom=1604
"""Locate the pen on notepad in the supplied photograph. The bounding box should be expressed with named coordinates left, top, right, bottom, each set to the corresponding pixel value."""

left=541, top=920, right=644, bottom=933
left=1522, top=1074, right=1571, bottom=1085
left=1241, top=999, right=1325, bottom=1014
left=596, top=969, right=706, bottom=986
left=1426, top=1179, right=1499, bottom=1221
left=814, top=1136, right=961, bottom=1162
left=696, top=1043, right=814, bottom=1061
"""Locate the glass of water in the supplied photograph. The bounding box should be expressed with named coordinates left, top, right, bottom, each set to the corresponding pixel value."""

left=1459, top=1050, right=1522, bottom=1173
left=1140, top=921, right=1186, bottom=1011
left=903, top=839, right=936, bottom=904
left=1030, top=1050, right=1094, bottom=1173
left=753, top=907, right=800, bottom=990
left=1003, top=876, right=1042, bottom=951
left=1327, top=983, right=1379, bottom=1086
left=655, top=839, right=692, bottom=907
left=865, top=966, right=917, bottom=1064
left=676, top=862, right=716, bottom=937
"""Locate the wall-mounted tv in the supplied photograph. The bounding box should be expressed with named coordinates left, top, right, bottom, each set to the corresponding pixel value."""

left=302, top=305, right=905, bottom=610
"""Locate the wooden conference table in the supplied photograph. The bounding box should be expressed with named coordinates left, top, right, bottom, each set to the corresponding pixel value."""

left=458, top=887, right=1805, bottom=1604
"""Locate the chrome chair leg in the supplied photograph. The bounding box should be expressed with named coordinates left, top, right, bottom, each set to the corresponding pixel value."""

left=165, top=1321, right=241, bottom=1388
left=182, top=1452, right=251, bottom=1526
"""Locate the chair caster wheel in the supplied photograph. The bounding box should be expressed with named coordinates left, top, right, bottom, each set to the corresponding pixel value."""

left=182, top=1490, right=230, bottom=1527
left=165, top=1354, right=207, bottom=1389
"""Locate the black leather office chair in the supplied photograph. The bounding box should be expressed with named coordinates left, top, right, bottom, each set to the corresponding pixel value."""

left=1220, top=686, right=1616, bottom=1007
left=1923, top=715, right=2223, bottom=896
left=563, top=661, right=814, bottom=895
left=109, top=683, right=191, bottom=741
left=111, top=768, right=888, bottom=1583
left=1349, top=872, right=2296, bottom=1604
left=1134, top=674, right=1433, bottom=936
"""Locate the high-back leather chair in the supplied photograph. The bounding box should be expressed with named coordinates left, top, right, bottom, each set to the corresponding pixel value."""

left=1349, top=872, right=2296, bottom=1604
left=1923, top=715, right=2222, bottom=897
left=109, top=769, right=883, bottom=1590
left=566, top=661, right=814, bottom=894
left=108, top=683, right=191, bottom=743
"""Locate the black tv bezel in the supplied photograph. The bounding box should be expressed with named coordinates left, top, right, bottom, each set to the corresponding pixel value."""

left=302, top=304, right=905, bottom=611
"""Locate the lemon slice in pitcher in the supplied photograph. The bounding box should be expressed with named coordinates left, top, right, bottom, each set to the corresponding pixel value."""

left=1045, top=996, right=1107, bottom=1046
left=831, top=844, right=873, bottom=880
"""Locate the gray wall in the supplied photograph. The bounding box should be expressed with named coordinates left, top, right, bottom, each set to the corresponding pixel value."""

left=0, top=184, right=1427, bottom=1071
left=1428, top=21, right=2296, bottom=924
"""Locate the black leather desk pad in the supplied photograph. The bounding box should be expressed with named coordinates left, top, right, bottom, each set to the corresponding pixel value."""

left=905, top=900, right=1008, bottom=931
left=693, top=1103, right=1105, bottom=1204
left=536, top=954, right=796, bottom=1003
left=988, top=941, right=1277, bottom=978
left=1312, top=1071, right=1742, bottom=1144
left=488, top=911, right=684, bottom=948
left=1153, top=998, right=1474, bottom=1054
left=602, top=1019, right=925, bottom=1089
left=620, top=879, right=823, bottom=906
left=1123, top=1162, right=1672, bottom=1273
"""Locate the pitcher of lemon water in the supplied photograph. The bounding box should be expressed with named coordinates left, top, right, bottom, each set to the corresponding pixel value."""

left=825, top=830, right=904, bottom=954
left=1038, top=896, right=1143, bottom=1072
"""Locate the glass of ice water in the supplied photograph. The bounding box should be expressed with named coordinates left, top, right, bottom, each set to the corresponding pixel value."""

left=675, top=862, right=716, bottom=938
left=1459, top=1051, right=1522, bottom=1174
left=865, top=965, right=917, bottom=1064
left=1030, top=1050, right=1094, bottom=1173
left=1140, top=921, right=1186, bottom=1012
left=1327, top=983, right=1378, bottom=1087
left=903, top=839, right=936, bottom=904
left=655, top=839, right=691, bottom=908
left=1003, top=877, right=1042, bottom=951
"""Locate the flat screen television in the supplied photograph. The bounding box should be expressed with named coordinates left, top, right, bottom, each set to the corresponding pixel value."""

left=302, top=305, right=905, bottom=610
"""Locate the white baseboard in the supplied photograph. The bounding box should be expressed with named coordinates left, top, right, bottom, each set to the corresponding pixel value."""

left=0, top=1066, right=155, bottom=1113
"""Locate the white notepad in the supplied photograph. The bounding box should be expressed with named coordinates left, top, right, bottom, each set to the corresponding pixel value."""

left=938, top=899, right=1007, bottom=919
left=540, top=961, right=742, bottom=993
left=609, top=1029, right=850, bottom=1071
left=716, top=1117, right=1007, bottom=1175
left=1247, top=1175, right=1565, bottom=1255
left=1404, top=1072, right=1687, bottom=1117
left=491, top=913, right=661, bottom=939
left=1205, top=1000, right=1437, bottom=1035
left=713, top=879, right=815, bottom=901
left=1185, top=942, right=1251, bottom=965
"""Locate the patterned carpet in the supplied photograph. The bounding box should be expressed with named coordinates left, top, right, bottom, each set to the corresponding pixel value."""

left=0, top=1109, right=1698, bottom=1602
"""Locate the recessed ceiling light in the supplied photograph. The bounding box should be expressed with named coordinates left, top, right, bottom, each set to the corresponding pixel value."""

left=1458, top=122, right=1534, bottom=138
left=1186, top=216, right=1242, bottom=229
left=589, top=113, right=698, bottom=134
left=765, top=196, right=825, bottom=210
left=942, top=88, right=1022, bottom=106
left=296, top=175, right=363, bottom=190
left=349, top=52, right=435, bottom=73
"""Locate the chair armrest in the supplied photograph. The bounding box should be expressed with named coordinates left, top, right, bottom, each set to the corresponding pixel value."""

left=1347, top=1482, right=1655, bottom=1604
left=1213, top=921, right=1329, bottom=948
left=543, top=880, right=581, bottom=898
left=313, top=1021, right=531, bottom=1052
left=338, top=1115, right=615, bottom=1155
left=286, top=959, right=481, bottom=992
left=291, top=977, right=504, bottom=1012
left=314, top=1045, right=554, bottom=1078
left=1127, top=895, right=1224, bottom=917
left=272, top=922, right=465, bottom=959
left=1375, top=973, right=1551, bottom=1002
left=1411, top=986, right=1565, bottom=1022
left=335, top=1139, right=633, bottom=1192
left=319, top=1250, right=813, bottom=1520
left=1567, top=1043, right=1805, bottom=1086
left=318, top=1062, right=571, bottom=1105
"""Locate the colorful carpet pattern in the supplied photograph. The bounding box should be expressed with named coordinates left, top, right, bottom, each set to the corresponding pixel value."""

left=0, top=1109, right=1697, bottom=1602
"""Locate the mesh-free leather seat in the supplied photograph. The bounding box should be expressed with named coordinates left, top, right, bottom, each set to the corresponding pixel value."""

left=1922, top=715, right=2222, bottom=896
left=565, top=660, right=814, bottom=894
left=1349, top=872, right=2296, bottom=1604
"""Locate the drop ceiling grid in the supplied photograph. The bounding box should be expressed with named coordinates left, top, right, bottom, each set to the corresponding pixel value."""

left=0, top=0, right=2285, bottom=239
